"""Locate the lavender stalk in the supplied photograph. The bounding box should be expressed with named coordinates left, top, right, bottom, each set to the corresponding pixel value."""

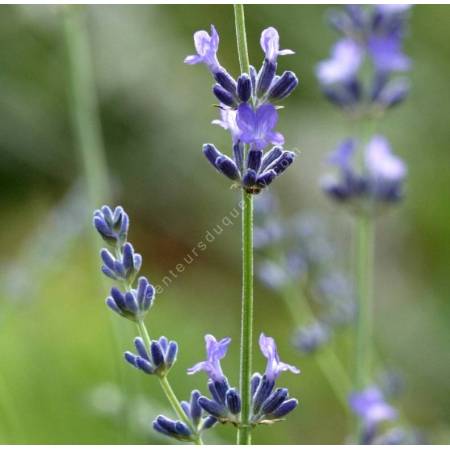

left=234, top=6, right=253, bottom=444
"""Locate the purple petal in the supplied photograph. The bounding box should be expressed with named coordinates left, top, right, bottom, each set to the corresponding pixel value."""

left=316, top=38, right=363, bottom=85
left=365, top=135, right=406, bottom=181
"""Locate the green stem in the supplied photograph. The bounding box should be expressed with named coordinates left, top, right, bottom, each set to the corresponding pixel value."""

left=63, top=6, right=110, bottom=209
left=234, top=4, right=250, bottom=74
left=234, top=5, right=254, bottom=445
left=238, top=191, right=254, bottom=445
left=136, top=320, right=203, bottom=445
left=159, top=377, right=203, bottom=445
left=354, top=214, right=375, bottom=437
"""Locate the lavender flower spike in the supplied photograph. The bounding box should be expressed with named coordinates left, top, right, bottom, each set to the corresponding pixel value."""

left=260, top=27, right=294, bottom=64
left=187, top=334, right=231, bottom=383
left=184, top=25, right=220, bottom=73
left=259, top=333, right=300, bottom=382
left=237, top=103, right=284, bottom=150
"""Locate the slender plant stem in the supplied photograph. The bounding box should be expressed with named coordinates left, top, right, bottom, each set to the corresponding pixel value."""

left=234, top=5, right=254, bottom=445
left=234, top=4, right=250, bottom=74
left=63, top=6, right=110, bottom=209
left=354, top=215, right=375, bottom=389
left=136, top=321, right=203, bottom=445
left=238, top=190, right=254, bottom=445
left=354, top=214, right=375, bottom=440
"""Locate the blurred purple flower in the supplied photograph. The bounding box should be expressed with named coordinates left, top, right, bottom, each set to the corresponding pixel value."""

left=349, top=386, right=397, bottom=427
left=259, top=333, right=300, bottom=381
left=316, top=38, right=363, bottom=85
left=237, top=103, right=284, bottom=150
left=188, top=334, right=231, bottom=382
left=365, top=135, right=406, bottom=182
left=322, top=134, right=407, bottom=208
left=368, top=35, right=410, bottom=73
left=184, top=25, right=220, bottom=73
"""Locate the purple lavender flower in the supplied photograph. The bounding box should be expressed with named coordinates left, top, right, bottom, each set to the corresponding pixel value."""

left=186, top=25, right=298, bottom=194
left=237, top=103, right=284, bottom=150
left=184, top=25, right=220, bottom=73
left=187, top=334, right=231, bottom=383
left=259, top=333, right=300, bottom=382
left=250, top=335, right=300, bottom=425
left=322, top=135, right=407, bottom=212
left=260, top=27, right=294, bottom=64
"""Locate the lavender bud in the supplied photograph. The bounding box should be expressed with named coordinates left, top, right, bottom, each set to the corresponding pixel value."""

left=225, top=388, right=242, bottom=415
left=203, top=143, right=223, bottom=169
left=269, top=71, right=299, bottom=100
left=198, top=397, right=227, bottom=418
left=243, top=169, right=257, bottom=188
left=134, top=337, right=149, bottom=360
left=260, top=146, right=283, bottom=172
left=261, top=388, right=289, bottom=415
left=237, top=73, right=252, bottom=102
left=233, top=142, right=244, bottom=172
left=190, top=390, right=202, bottom=424
left=201, top=416, right=218, bottom=430
left=257, top=59, right=277, bottom=96
left=213, top=84, right=236, bottom=107
left=252, top=375, right=275, bottom=415
left=270, top=398, right=298, bottom=418
left=216, top=155, right=241, bottom=181
left=214, top=69, right=237, bottom=96
left=247, top=148, right=263, bottom=172
left=251, top=373, right=262, bottom=396
left=257, top=170, right=277, bottom=188
left=150, top=341, right=165, bottom=367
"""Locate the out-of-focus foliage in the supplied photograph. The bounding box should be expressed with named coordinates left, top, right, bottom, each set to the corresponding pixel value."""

left=0, top=5, right=449, bottom=444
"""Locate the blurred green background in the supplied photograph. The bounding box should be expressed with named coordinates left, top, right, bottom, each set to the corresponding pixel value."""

left=0, top=4, right=449, bottom=444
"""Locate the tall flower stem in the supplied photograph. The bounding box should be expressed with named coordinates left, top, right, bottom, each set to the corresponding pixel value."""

left=238, top=191, right=254, bottom=445
left=136, top=320, right=203, bottom=445
left=234, top=5, right=254, bottom=445
left=354, top=214, right=375, bottom=389
left=353, top=120, right=376, bottom=438
left=63, top=6, right=110, bottom=210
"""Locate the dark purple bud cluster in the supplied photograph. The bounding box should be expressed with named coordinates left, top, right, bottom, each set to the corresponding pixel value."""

left=321, top=136, right=407, bottom=215
left=153, top=390, right=218, bottom=442
left=93, top=205, right=155, bottom=322
left=197, top=378, right=242, bottom=425
left=186, top=25, right=299, bottom=194
left=93, top=205, right=129, bottom=247
left=100, top=243, right=141, bottom=282
left=317, top=5, right=411, bottom=115
left=250, top=373, right=298, bottom=424
left=125, top=336, right=178, bottom=376
left=204, top=142, right=295, bottom=194
left=106, top=278, right=154, bottom=321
